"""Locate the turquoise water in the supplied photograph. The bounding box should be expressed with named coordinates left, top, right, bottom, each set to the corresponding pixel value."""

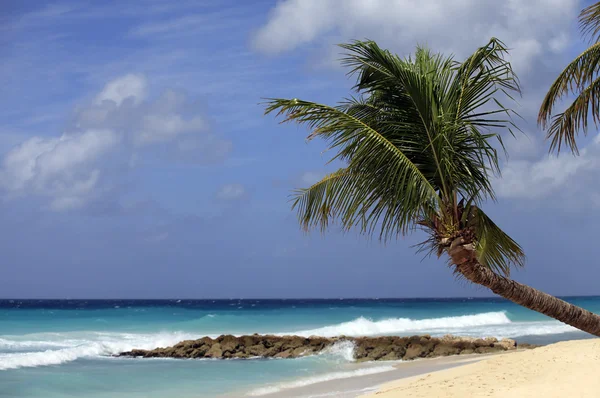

left=1, top=298, right=598, bottom=397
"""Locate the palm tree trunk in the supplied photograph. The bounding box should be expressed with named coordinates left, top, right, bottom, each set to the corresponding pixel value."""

left=447, top=238, right=600, bottom=337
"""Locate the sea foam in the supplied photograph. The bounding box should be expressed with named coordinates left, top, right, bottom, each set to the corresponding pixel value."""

left=0, top=331, right=198, bottom=371
left=0, top=312, right=579, bottom=371
left=288, top=312, right=576, bottom=339
left=246, top=365, right=396, bottom=396
left=289, top=312, right=512, bottom=337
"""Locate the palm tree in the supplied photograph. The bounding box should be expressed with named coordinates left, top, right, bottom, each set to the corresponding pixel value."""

left=264, top=38, right=600, bottom=336
left=539, top=1, right=600, bottom=153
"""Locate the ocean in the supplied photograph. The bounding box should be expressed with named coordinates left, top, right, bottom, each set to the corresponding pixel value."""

left=1, top=297, right=597, bottom=398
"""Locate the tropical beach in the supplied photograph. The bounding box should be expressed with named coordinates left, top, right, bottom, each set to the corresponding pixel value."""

left=4, top=0, right=600, bottom=397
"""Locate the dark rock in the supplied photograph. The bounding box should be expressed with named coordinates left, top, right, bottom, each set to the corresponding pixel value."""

left=403, top=343, right=425, bottom=360
left=219, top=335, right=239, bottom=353
left=247, top=344, right=268, bottom=357
left=516, top=342, right=541, bottom=350
left=432, top=344, right=460, bottom=357
left=116, top=334, right=529, bottom=361
left=205, top=343, right=223, bottom=358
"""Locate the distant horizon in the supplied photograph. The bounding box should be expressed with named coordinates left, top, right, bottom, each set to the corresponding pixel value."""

left=2, top=295, right=599, bottom=301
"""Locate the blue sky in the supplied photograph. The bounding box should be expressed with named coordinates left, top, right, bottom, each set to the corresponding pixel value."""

left=1, top=0, right=599, bottom=298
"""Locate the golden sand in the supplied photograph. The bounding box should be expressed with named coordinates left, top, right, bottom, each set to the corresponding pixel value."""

left=362, top=339, right=600, bottom=398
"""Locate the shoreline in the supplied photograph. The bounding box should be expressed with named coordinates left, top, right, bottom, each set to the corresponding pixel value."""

left=360, top=339, right=600, bottom=397
left=232, top=351, right=515, bottom=398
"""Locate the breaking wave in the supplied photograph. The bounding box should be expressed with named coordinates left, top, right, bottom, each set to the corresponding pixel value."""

left=0, top=331, right=198, bottom=371
left=289, top=312, right=576, bottom=338
left=290, top=312, right=512, bottom=337
left=0, top=312, right=579, bottom=371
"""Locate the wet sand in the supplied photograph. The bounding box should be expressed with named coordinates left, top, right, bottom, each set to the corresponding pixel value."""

left=239, top=352, right=507, bottom=398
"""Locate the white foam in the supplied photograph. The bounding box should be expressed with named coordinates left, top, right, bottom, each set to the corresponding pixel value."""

left=247, top=366, right=396, bottom=396
left=0, top=338, right=75, bottom=350
left=319, top=340, right=356, bottom=362
left=289, top=312, right=512, bottom=337
left=0, top=331, right=198, bottom=371
left=0, top=312, right=582, bottom=371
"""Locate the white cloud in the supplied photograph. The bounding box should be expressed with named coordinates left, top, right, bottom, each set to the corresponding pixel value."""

left=495, top=135, right=600, bottom=203
left=76, top=83, right=216, bottom=148
left=253, top=0, right=578, bottom=76
left=216, top=183, right=247, bottom=201
left=0, top=130, right=119, bottom=210
left=95, top=74, right=147, bottom=106
left=0, top=74, right=230, bottom=211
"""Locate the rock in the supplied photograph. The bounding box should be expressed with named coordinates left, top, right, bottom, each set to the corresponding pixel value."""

left=117, top=333, right=534, bottom=361
left=247, top=344, right=267, bottom=357
left=190, top=347, right=208, bottom=358
left=367, top=345, right=391, bottom=360
left=516, top=342, right=541, bottom=350
left=475, top=346, right=497, bottom=354
left=205, top=343, right=223, bottom=358
left=219, top=335, right=239, bottom=353
left=274, top=349, right=293, bottom=359
left=380, top=351, right=403, bottom=361
left=473, top=338, right=490, bottom=347
left=497, top=338, right=517, bottom=350
left=240, top=335, right=258, bottom=348
left=292, top=347, right=307, bottom=356
left=432, top=344, right=460, bottom=357
left=282, top=336, right=306, bottom=350
left=403, top=343, right=425, bottom=360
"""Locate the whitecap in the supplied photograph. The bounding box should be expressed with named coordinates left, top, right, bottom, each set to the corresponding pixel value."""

left=288, top=312, right=512, bottom=337
left=0, top=331, right=199, bottom=371
left=285, top=312, right=578, bottom=339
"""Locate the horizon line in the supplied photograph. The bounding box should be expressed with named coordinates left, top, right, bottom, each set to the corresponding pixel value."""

left=2, top=295, right=599, bottom=301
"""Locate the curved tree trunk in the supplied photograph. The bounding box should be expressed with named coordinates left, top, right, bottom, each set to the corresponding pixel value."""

left=447, top=238, right=600, bottom=337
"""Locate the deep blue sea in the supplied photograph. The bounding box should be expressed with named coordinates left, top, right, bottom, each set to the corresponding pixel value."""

left=1, top=297, right=598, bottom=398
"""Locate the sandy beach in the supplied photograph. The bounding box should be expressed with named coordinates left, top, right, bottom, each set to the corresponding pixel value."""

left=362, top=339, right=600, bottom=398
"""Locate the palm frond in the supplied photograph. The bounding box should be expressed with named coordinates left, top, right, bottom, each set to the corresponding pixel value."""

left=580, top=1, right=600, bottom=43
left=290, top=168, right=353, bottom=232
left=337, top=39, right=519, bottom=203
left=468, top=207, right=525, bottom=276
left=538, top=42, right=600, bottom=154
left=545, top=74, right=600, bottom=154
left=265, top=97, right=440, bottom=240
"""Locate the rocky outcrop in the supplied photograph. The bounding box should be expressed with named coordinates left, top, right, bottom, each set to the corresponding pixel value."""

left=118, top=334, right=537, bottom=361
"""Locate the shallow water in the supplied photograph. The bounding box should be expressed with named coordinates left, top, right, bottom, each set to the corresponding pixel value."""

left=0, top=297, right=597, bottom=397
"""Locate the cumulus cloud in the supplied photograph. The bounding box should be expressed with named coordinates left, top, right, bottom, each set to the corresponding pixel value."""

left=0, top=74, right=230, bottom=211
left=253, top=0, right=577, bottom=77
left=495, top=135, right=600, bottom=204
left=215, top=183, right=247, bottom=201
left=0, top=130, right=119, bottom=210
left=75, top=75, right=218, bottom=148
left=94, top=74, right=147, bottom=106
